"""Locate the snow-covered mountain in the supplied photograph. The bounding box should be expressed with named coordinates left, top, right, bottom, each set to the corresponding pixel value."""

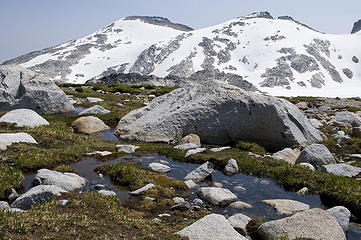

left=3, top=12, right=361, bottom=97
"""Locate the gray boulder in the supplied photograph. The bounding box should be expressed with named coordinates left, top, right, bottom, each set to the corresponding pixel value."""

left=321, top=163, right=361, bottom=177
left=34, top=169, right=86, bottom=191
left=228, top=213, right=252, bottom=235
left=258, top=208, right=346, bottom=240
left=177, top=214, right=248, bottom=240
left=184, top=162, right=214, bottom=181
left=296, top=144, right=335, bottom=167
left=0, top=109, right=49, bottom=128
left=179, top=133, right=201, bottom=146
left=0, top=65, right=74, bottom=113
left=197, top=187, right=237, bottom=206
left=332, top=111, right=361, bottom=127
left=327, top=206, right=351, bottom=232
left=11, top=185, right=67, bottom=210
left=262, top=199, right=310, bottom=215
left=149, top=162, right=171, bottom=173
left=0, top=133, right=37, bottom=151
left=114, top=80, right=322, bottom=150
left=224, top=159, right=239, bottom=176
left=79, top=105, right=110, bottom=115
left=0, top=201, right=10, bottom=210
left=71, top=116, right=110, bottom=134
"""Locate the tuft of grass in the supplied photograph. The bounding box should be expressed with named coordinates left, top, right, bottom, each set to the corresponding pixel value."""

left=0, top=192, right=191, bottom=240
left=236, top=141, right=266, bottom=155
left=0, top=165, right=24, bottom=200
left=53, top=165, right=79, bottom=174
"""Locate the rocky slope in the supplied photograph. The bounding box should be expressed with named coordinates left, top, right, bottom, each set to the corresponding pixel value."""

left=3, top=12, right=361, bottom=97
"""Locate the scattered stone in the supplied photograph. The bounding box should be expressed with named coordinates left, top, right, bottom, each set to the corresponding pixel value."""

left=185, top=148, right=206, bottom=157
left=94, top=184, right=105, bottom=190
left=332, top=111, right=361, bottom=127
left=327, top=206, right=351, bottom=232
left=58, top=200, right=68, bottom=207
left=86, top=151, right=112, bottom=157
left=224, top=159, right=239, bottom=175
left=158, top=213, right=171, bottom=217
left=184, top=180, right=198, bottom=189
left=71, top=116, right=110, bottom=134
left=296, top=144, right=335, bottom=167
left=149, top=162, right=171, bottom=173
left=299, top=162, right=315, bottom=171
left=0, top=133, right=37, bottom=151
left=116, top=144, right=140, bottom=153
left=174, top=143, right=198, bottom=150
left=179, top=134, right=201, bottom=147
left=98, top=190, right=116, bottom=196
left=229, top=201, right=253, bottom=209
left=192, top=198, right=204, bottom=206
left=86, top=97, right=103, bottom=103
left=321, top=163, right=361, bottom=177
left=0, top=201, right=10, bottom=210
left=173, top=197, right=185, bottom=204
left=171, top=202, right=192, bottom=211
left=309, top=118, right=323, bottom=129
left=272, top=148, right=301, bottom=164
left=0, top=65, right=74, bottom=113
left=210, top=146, right=231, bottom=152
left=79, top=105, right=110, bottom=115
left=117, top=103, right=124, bottom=107
left=260, top=180, right=270, bottom=185
left=177, top=214, right=248, bottom=240
left=258, top=208, right=346, bottom=240
left=159, top=160, right=169, bottom=164
left=197, top=187, right=237, bottom=206
left=114, top=80, right=322, bottom=150
left=352, top=56, right=359, bottom=63
left=0, top=109, right=49, bottom=128
left=34, top=169, right=86, bottom=192
left=213, top=182, right=223, bottom=188
left=233, top=185, right=246, bottom=192
left=8, top=188, right=19, bottom=202
left=144, top=197, right=155, bottom=201
left=262, top=199, right=310, bottom=215
left=297, top=187, right=308, bottom=195
left=11, top=185, right=67, bottom=210
left=335, top=131, right=350, bottom=143
left=228, top=213, right=252, bottom=235
left=130, top=183, right=155, bottom=195
left=295, top=102, right=308, bottom=110
left=184, top=162, right=214, bottom=182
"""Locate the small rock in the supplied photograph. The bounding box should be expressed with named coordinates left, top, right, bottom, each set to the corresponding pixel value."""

left=210, top=146, right=231, bottom=152
left=262, top=199, right=310, bottom=215
left=94, top=184, right=105, bottom=190
left=184, top=162, right=214, bottom=182
left=86, top=97, right=103, bottom=103
left=295, top=102, right=308, bottom=110
left=197, top=187, right=237, bottom=206
left=299, top=162, right=315, bottom=171
left=117, top=103, right=124, bottom=107
left=172, top=197, right=185, bottom=204
left=332, top=111, right=361, bottom=127
left=184, top=180, right=198, bottom=189
left=130, top=183, right=155, bottom=195
left=158, top=213, right=171, bottom=217
left=9, top=208, right=25, bottom=212
left=224, top=158, right=239, bottom=176
left=86, top=151, right=112, bottom=156
left=8, top=188, right=19, bottom=202
left=149, top=162, right=171, bottom=173
left=260, top=180, right=270, bottom=185
left=296, top=144, right=336, bottom=167
left=179, top=134, right=201, bottom=147
left=0, top=201, right=10, bottom=210
left=192, top=198, right=203, bottom=206
left=98, top=190, right=116, bottom=196
left=228, top=213, right=252, bottom=235
left=327, top=206, right=351, bottom=232
left=144, top=197, right=155, bottom=201
left=0, top=109, right=49, bottom=128
left=71, top=116, right=110, bottom=134
left=229, top=201, right=253, bottom=209
left=116, top=144, right=139, bottom=153
left=272, top=148, right=301, bottom=164
left=297, top=187, right=308, bottom=195
left=185, top=148, right=206, bottom=157
left=174, top=143, right=198, bottom=150
left=213, top=182, right=223, bottom=188
left=57, top=200, right=69, bottom=207
left=233, top=185, right=246, bottom=192
left=321, top=163, right=361, bottom=177
left=159, top=160, right=169, bottom=164
left=79, top=105, right=110, bottom=115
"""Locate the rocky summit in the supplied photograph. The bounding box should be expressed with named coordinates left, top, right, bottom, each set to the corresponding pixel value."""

left=115, top=79, right=322, bottom=149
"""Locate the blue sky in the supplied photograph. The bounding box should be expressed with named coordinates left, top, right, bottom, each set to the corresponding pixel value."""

left=1, top=0, right=360, bottom=63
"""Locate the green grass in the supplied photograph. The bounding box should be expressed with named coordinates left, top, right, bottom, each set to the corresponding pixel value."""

left=0, top=192, right=192, bottom=240
left=236, top=141, right=266, bottom=155
left=0, top=165, right=24, bottom=200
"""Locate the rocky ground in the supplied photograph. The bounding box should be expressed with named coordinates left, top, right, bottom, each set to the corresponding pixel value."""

left=1, top=80, right=361, bottom=240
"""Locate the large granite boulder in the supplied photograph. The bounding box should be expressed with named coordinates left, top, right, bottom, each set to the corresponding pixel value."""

left=296, top=144, right=335, bottom=167
left=262, top=199, right=310, bottom=215
left=177, top=214, right=248, bottom=240
left=258, top=208, right=346, bottom=240
left=115, top=80, right=322, bottom=150
left=321, top=163, right=361, bottom=177
left=10, top=185, right=67, bottom=210
left=71, top=116, right=110, bottom=134
left=0, top=109, right=49, bottom=128
left=34, top=169, right=87, bottom=191
left=0, top=133, right=37, bottom=151
left=0, top=65, right=74, bottom=113
left=331, top=111, right=361, bottom=127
